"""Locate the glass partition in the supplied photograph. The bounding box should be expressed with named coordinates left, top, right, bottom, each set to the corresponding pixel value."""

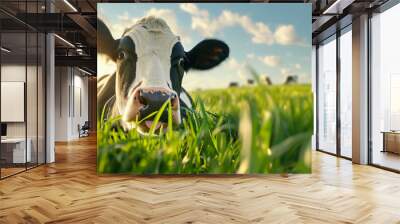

left=317, top=35, right=337, bottom=154
left=1, top=31, right=28, bottom=177
left=0, top=1, right=46, bottom=179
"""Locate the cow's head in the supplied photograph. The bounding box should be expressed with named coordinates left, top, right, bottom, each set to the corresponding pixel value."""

left=98, top=16, right=229, bottom=133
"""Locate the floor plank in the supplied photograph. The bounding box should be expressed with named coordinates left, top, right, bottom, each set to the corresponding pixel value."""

left=0, top=135, right=399, bottom=224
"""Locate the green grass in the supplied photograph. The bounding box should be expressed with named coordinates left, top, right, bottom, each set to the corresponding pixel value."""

left=97, top=84, right=313, bottom=174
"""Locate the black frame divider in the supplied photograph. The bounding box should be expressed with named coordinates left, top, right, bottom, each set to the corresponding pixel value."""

left=0, top=19, right=2, bottom=179
left=336, top=25, right=341, bottom=158
left=25, top=0, right=28, bottom=172
left=315, top=44, right=319, bottom=152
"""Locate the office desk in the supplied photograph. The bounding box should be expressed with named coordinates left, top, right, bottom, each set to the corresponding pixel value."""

left=1, top=138, right=32, bottom=163
left=382, top=131, right=400, bottom=154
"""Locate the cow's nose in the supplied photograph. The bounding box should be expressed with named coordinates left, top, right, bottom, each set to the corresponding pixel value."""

left=137, top=88, right=178, bottom=121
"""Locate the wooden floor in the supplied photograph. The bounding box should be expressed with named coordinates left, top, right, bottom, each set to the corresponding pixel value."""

left=1, top=135, right=400, bottom=224
left=373, top=150, right=400, bottom=171
left=1, top=167, right=26, bottom=178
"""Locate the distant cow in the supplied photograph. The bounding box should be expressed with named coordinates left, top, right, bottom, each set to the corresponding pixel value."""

left=265, top=76, right=272, bottom=85
left=229, top=82, right=239, bottom=87
left=284, top=75, right=298, bottom=85
left=97, top=17, right=229, bottom=133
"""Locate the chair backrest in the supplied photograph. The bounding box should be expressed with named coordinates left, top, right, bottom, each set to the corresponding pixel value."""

left=82, top=121, right=90, bottom=129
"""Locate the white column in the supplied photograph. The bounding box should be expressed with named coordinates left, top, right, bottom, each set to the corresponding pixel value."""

left=352, top=14, right=369, bottom=164
left=46, top=1, right=55, bottom=163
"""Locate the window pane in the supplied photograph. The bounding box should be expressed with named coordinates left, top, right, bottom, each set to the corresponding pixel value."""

left=371, top=3, right=400, bottom=171
left=318, top=36, right=337, bottom=154
left=340, top=28, right=352, bottom=158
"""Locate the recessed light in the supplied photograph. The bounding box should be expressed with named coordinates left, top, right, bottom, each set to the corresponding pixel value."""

left=63, top=0, right=78, bottom=12
left=54, top=34, right=75, bottom=48
left=78, top=67, right=92, bottom=76
left=1, top=47, right=11, bottom=53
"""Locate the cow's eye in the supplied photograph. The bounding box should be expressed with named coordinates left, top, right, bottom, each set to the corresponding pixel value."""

left=178, top=58, right=184, bottom=68
left=118, top=51, right=126, bottom=60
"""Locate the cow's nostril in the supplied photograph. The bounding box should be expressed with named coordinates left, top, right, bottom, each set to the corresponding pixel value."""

left=170, top=93, right=179, bottom=108
left=137, top=89, right=178, bottom=114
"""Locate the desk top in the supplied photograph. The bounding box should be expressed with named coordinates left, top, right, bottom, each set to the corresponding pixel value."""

left=1, top=138, right=30, bottom=143
left=381, top=131, right=400, bottom=134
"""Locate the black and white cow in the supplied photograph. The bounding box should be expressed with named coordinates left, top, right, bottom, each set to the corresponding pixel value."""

left=97, top=16, right=229, bottom=133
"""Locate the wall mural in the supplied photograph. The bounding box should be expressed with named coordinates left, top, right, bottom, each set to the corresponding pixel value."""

left=97, top=3, right=312, bottom=174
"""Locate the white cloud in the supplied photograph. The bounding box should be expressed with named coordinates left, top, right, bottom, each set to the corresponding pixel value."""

left=274, top=25, right=303, bottom=46
left=99, top=8, right=192, bottom=46
left=180, top=3, right=302, bottom=46
left=180, top=3, right=208, bottom=17
left=219, top=10, right=274, bottom=45
left=259, top=56, right=280, bottom=67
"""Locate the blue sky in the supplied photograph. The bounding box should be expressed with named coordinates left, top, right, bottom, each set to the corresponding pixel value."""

left=98, top=3, right=311, bottom=90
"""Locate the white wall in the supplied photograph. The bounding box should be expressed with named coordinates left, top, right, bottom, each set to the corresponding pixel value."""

left=1, top=65, right=37, bottom=138
left=1, top=65, right=26, bottom=140
left=54, top=67, right=89, bottom=141
left=55, top=66, right=69, bottom=141
left=1, top=63, right=46, bottom=164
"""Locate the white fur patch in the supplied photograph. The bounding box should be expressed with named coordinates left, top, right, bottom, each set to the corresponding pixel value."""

left=126, top=17, right=179, bottom=90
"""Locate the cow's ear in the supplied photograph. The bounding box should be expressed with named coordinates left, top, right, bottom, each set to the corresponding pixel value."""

left=184, top=39, right=229, bottom=70
left=98, top=19, right=119, bottom=61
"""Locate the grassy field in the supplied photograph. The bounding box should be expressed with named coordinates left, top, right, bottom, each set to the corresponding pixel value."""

left=97, top=84, right=313, bottom=174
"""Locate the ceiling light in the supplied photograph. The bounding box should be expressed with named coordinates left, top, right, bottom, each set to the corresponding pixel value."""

left=63, top=0, right=78, bottom=12
left=1, top=47, right=11, bottom=53
left=323, top=0, right=354, bottom=15
left=54, top=34, right=75, bottom=48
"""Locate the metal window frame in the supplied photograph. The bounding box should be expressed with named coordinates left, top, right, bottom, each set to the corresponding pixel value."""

left=315, top=21, right=353, bottom=161
left=315, top=0, right=400, bottom=173
left=367, top=1, right=400, bottom=173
